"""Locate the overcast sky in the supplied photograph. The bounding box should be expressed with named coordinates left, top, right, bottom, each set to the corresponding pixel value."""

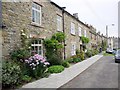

left=52, top=0, right=119, bottom=37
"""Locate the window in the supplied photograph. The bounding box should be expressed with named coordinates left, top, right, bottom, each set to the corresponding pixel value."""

left=32, top=2, right=41, bottom=25
left=57, top=15, right=62, bottom=31
left=71, top=44, right=76, bottom=56
left=84, top=30, right=87, bottom=37
left=71, top=22, right=75, bottom=35
left=78, top=27, right=82, bottom=36
left=31, top=39, right=43, bottom=56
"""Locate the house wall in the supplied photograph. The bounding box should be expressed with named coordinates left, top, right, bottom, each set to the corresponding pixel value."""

left=2, top=0, right=107, bottom=60
left=2, top=1, right=59, bottom=59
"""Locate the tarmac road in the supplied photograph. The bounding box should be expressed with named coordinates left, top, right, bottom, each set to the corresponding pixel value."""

left=58, top=56, right=119, bottom=89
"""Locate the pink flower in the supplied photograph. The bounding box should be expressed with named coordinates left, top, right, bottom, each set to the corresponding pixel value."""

left=44, top=62, right=50, bottom=65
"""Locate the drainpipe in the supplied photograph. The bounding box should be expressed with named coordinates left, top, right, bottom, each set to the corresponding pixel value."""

left=62, top=7, right=66, bottom=60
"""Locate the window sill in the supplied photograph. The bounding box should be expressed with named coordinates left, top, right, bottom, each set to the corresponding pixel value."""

left=31, top=22, right=44, bottom=28
left=71, top=33, right=76, bottom=36
left=57, top=30, right=63, bottom=32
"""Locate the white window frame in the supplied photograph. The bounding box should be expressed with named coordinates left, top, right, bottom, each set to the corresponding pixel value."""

left=32, top=2, right=41, bottom=25
left=31, top=39, right=43, bottom=56
left=71, top=43, right=76, bottom=56
left=70, top=22, right=75, bottom=35
left=78, top=26, right=82, bottom=36
left=57, top=15, right=62, bottom=32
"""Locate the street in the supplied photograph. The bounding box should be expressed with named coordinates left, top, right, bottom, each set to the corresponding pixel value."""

left=58, top=56, right=119, bottom=89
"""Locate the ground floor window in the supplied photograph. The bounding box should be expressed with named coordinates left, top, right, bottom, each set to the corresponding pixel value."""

left=31, top=39, right=43, bottom=56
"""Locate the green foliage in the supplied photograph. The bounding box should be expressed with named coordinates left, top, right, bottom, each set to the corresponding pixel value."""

left=76, top=49, right=80, bottom=55
left=21, top=75, right=32, bottom=83
left=85, top=50, right=92, bottom=57
left=81, top=36, right=89, bottom=44
left=2, top=61, right=22, bottom=87
left=66, top=58, right=74, bottom=63
left=46, top=52, right=62, bottom=65
left=44, top=39, right=63, bottom=50
left=10, top=48, right=30, bottom=61
left=91, top=49, right=99, bottom=56
left=78, top=51, right=85, bottom=60
left=62, top=61, right=70, bottom=68
left=24, top=62, right=47, bottom=79
left=48, top=65, right=64, bottom=73
left=70, top=55, right=81, bottom=63
left=103, top=53, right=114, bottom=56
left=44, top=32, right=65, bottom=65
left=73, top=58, right=81, bottom=63
left=102, top=41, right=107, bottom=51
left=52, top=32, right=65, bottom=42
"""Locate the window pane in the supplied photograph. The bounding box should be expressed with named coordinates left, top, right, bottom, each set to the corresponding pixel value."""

left=31, top=46, right=34, bottom=50
left=34, top=3, right=37, bottom=9
left=39, top=46, right=42, bottom=55
left=32, top=3, right=35, bottom=8
left=32, top=3, right=41, bottom=25
left=57, top=15, right=62, bottom=31
left=32, top=10, right=35, bottom=22
left=35, top=40, right=38, bottom=44
left=39, top=39, right=41, bottom=44
left=35, top=46, right=38, bottom=53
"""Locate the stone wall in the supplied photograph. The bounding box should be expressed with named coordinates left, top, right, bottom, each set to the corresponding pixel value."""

left=2, top=1, right=65, bottom=59
left=2, top=0, right=96, bottom=59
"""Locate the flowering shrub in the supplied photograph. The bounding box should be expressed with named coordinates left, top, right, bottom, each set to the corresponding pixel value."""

left=2, top=61, right=21, bottom=88
left=24, top=54, right=50, bottom=78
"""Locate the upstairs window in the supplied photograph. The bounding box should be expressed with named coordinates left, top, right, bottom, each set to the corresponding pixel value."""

left=32, top=2, right=41, bottom=25
left=71, top=22, right=75, bottom=35
left=57, top=15, right=62, bottom=31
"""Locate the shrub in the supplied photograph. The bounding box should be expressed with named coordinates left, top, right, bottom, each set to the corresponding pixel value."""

left=46, top=52, right=62, bottom=65
left=10, top=48, right=30, bottom=61
left=2, top=61, right=21, bottom=88
left=77, top=51, right=85, bottom=60
left=76, top=49, right=80, bottom=55
left=24, top=54, right=50, bottom=78
left=70, top=55, right=81, bottom=63
left=94, top=49, right=99, bottom=55
left=66, top=58, right=74, bottom=63
left=85, top=50, right=92, bottom=57
left=52, top=32, right=66, bottom=43
left=92, top=49, right=99, bottom=56
left=62, top=61, right=70, bottom=68
left=73, top=58, right=81, bottom=63
left=81, top=36, right=89, bottom=44
left=48, top=65, right=64, bottom=73
left=21, top=75, right=32, bottom=83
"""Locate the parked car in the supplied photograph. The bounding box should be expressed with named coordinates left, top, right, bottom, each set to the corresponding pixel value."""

left=115, top=50, right=120, bottom=63
left=106, top=48, right=113, bottom=54
left=113, top=49, right=117, bottom=54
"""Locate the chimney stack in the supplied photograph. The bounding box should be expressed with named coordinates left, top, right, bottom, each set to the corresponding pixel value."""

left=73, top=13, right=79, bottom=19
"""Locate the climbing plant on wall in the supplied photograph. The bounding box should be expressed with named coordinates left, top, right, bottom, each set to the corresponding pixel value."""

left=44, top=32, right=66, bottom=65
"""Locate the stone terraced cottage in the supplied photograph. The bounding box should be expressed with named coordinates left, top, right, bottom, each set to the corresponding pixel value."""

left=1, top=0, right=107, bottom=60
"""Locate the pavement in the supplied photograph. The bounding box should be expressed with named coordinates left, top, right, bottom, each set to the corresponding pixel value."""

left=21, top=54, right=103, bottom=88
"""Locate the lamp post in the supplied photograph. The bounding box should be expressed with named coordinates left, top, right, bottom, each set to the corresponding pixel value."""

left=106, top=24, right=114, bottom=48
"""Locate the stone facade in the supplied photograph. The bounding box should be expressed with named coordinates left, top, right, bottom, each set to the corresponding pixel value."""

left=2, top=0, right=107, bottom=59
left=89, top=26, right=97, bottom=49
